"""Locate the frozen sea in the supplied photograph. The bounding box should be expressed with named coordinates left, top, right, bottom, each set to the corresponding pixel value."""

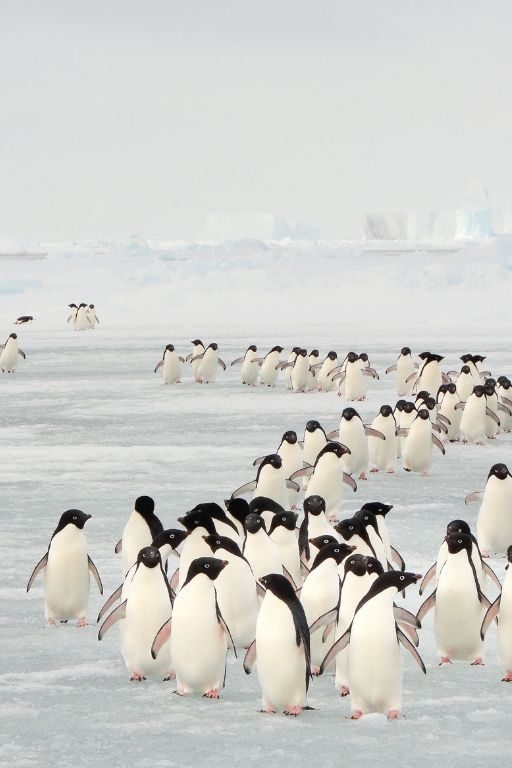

left=1, top=239, right=512, bottom=767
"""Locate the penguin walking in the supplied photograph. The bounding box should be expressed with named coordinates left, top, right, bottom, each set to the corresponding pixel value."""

left=259, top=346, right=285, bottom=387
left=115, top=496, right=163, bottom=577
left=466, top=463, right=512, bottom=556
left=75, top=303, right=91, bottom=330
left=194, top=342, right=226, bottom=383
left=151, top=557, right=234, bottom=697
left=282, top=347, right=301, bottom=389
left=297, top=443, right=356, bottom=522
left=481, top=545, right=512, bottom=681
left=27, top=510, right=103, bottom=626
left=368, top=405, right=397, bottom=473
left=186, top=340, right=205, bottom=382
left=67, top=303, right=78, bottom=326
left=332, top=352, right=377, bottom=401
left=453, top=365, right=475, bottom=402
left=231, top=344, right=259, bottom=386
left=288, top=349, right=310, bottom=393
left=253, top=431, right=303, bottom=507
left=320, top=571, right=425, bottom=719
left=307, top=349, right=320, bottom=391
left=400, top=408, right=445, bottom=475
left=244, top=573, right=311, bottom=715
left=484, top=379, right=500, bottom=438
left=385, top=347, right=417, bottom=396
left=459, top=385, right=498, bottom=444
left=298, top=496, right=339, bottom=567
left=0, top=333, right=26, bottom=372
left=329, top=407, right=385, bottom=481
left=438, top=383, right=462, bottom=441
left=232, top=454, right=299, bottom=510
left=269, top=512, right=302, bottom=589
left=412, top=352, right=445, bottom=394
left=417, top=533, right=490, bottom=664
left=397, top=401, right=417, bottom=456
left=87, top=304, right=99, bottom=328
left=302, top=420, right=329, bottom=470
left=314, top=351, right=338, bottom=392
left=154, top=344, right=185, bottom=384
left=243, top=513, right=285, bottom=582
left=497, top=377, right=512, bottom=432
left=176, top=511, right=219, bottom=589
left=98, top=546, right=173, bottom=680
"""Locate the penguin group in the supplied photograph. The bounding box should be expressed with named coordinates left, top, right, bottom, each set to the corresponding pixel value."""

left=67, top=303, right=99, bottom=330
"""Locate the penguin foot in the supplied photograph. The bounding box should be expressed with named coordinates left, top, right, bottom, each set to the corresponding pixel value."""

left=370, top=467, right=379, bottom=474
left=311, top=665, right=320, bottom=676
left=349, top=710, right=363, bottom=720
left=471, top=657, right=484, bottom=666
left=359, top=473, right=368, bottom=480
left=284, top=706, right=302, bottom=717
left=163, top=672, right=176, bottom=681
left=357, top=396, right=366, bottom=402
left=501, top=671, right=512, bottom=682
left=386, top=469, right=395, bottom=474
left=439, top=657, right=452, bottom=665
left=47, top=619, right=56, bottom=625
left=339, top=686, right=350, bottom=697
left=203, top=689, right=220, bottom=699
left=481, top=550, right=490, bottom=558
left=60, top=620, right=68, bottom=624
left=387, top=710, right=401, bottom=720
left=77, top=618, right=88, bottom=628
left=130, top=673, right=146, bottom=681
left=176, top=380, right=182, bottom=384
left=258, top=706, right=277, bottom=714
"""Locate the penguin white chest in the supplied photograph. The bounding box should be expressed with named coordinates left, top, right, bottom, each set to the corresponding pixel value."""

left=44, top=528, right=90, bottom=620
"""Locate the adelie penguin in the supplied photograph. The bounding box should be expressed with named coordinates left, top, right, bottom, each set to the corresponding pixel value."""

left=302, top=420, right=329, bottom=470
left=244, top=573, right=312, bottom=716
left=253, top=431, right=303, bottom=508
left=27, top=510, right=103, bottom=626
left=242, top=512, right=286, bottom=583
left=186, top=339, right=204, bottom=382
left=481, top=545, right=512, bottom=682
left=115, top=495, right=163, bottom=577
left=368, top=405, right=397, bottom=473
left=0, top=332, right=26, bottom=372
left=327, top=407, right=385, bottom=481
left=258, top=345, right=285, bottom=387
left=154, top=344, right=185, bottom=384
left=87, top=304, right=99, bottom=328
left=75, top=303, right=91, bottom=330
left=298, top=495, right=340, bottom=567
left=286, top=349, right=310, bottom=393
left=331, top=351, right=378, bottom=402
left=193, top=342, right=226, bottom=383
left=466, top=463, right=512, bottom=556
left=399, top=408, right=445, bottom=475
left=294, top=442, right=356, bottom=522
left=232, top=454, right=300, bottom=510
left=385, top=347, right=418, bottom=397
left=459, top=385, right=497, bottom=444
left=411, top=352, right=445, bottom=394
left=313, top=351, right=338, bottom=392
left=231, top=344, right=259, bottom=386
left=269, top=511, right=302, bottom=589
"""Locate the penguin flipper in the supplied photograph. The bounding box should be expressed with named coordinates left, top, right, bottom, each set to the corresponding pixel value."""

left=185, top=353, right=192, bottom=362
left=218, top=358, right=226, bottom=370
left=18, top=348, right=26, bottom=359
left=252, top=455, right=266, bottom=467
left=309, top=606, right=339, bottom=635
left=343, top=473, right=357, bottom=492
left=364, top=427, right=386, bottom=439
left=465, top=490, right=484, bottom=504
left=170, top=567, right=180, bottom=594
left=332, top=371, right=346, bottom=383
left=97, top=584, right=123, bottom=623
left=216, top=596, right=237, bottom=657
left=230, top=357, right=243, bottom=366
left=326, top=429, right=339, bottom=440
left=98, top=600, right=127, bottom=641
left=243, top=640, right=257, bottom=674
left=482, top=561, right=502, bottom=590
left=480, top=370, right=491, bottom=378
left=256, top=582, right=266, bottom=598
left=322, top=622, right=335, bottom=642
left=385, top=364, right=397, bottom=374
left=327, top=365, right=342, bottom=377
left=441, top=373, right=451, bottom=384
left=437, top=413, right=451, bottom=426
left=454, top=402, right=465, bottom=410
left=393, top=605, right=421, bottom=629
left=190, top=353, right=204, bottom=363
left=282, top=567, right=298, bottom=590
left=406, top=372, right=417, bottom=383
left=416, top=590, right=436, bottom=622
left=481, top=596, right=501, bottom=639
left=431, top=435, right=445, bottom=454
left=88, top=556, right=103, bottom=594
left=502, top=396, right=512, bottom=409
left=418, top=562, right=437, bottom=595
left=154, top=360, right=163, bottom=373
left=114, top=538, right=123, bottom=553
left=300, top=560, right=310, bottom=578
left=498, top=403, right=512, bottom=416
left=178, top=356, right=185, bottom=363
left=447, top=370, right=459, bottom=379
left=390, top=546, right=406, bottom=571
left=486, top=407, right=500, bottom=425
left=290, top=467, right=314, bottom=481
left=231, top=480, right=257, bottom=498
left=26, top=553, right=48, bottom=591
left=319, top=627, right=351, bottom=674
left=286, top=479, right=301, bottom=492
left=397, top=627, right=426, bottom=673
left=151, top=618, right=172, bottom=659
left=398, top=622, right=419, bottom=647
left=310, top=363, right=323, bottom=371
left=363, top=367, right=379, bottom=380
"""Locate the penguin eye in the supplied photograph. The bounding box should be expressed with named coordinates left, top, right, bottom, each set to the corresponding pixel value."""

left=170, top=534, right=175, bottom=538
left=458, top=539, right=462, bottom=544
left=282, top=516, right=286, bottom=521
left=73, top=515, right=77, bottom=520
left=334, top=548, right=339, bottom=553
left=204, top=563, right=210, bottom=569
left=350, top=560, right=355, bottom=565
left=216, top=540, right=220, bottom=545
left=349, top=526, right=353, bottom=531
left=399, top=575, right=405, bottom=581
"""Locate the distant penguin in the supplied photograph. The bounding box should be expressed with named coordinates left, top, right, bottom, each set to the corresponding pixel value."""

left=397, top=401, right=417, bottom=456
left=302, top=420, right=329, bottom=469
left=484, top=379, right=500, bottom=438
left=195, top=342, right=226, bottom=383
left=98, top=546, right=172, bottom=680
left=331, top=407, right=385, bottom=481
left=438, top=383, right=462, bottom=441
left=400, top=408, right=445, bottom=475
left=468, top=463, right=512, bottom=556
left=231, top=344, right=259, bottom=385
left=116, top=496, right=163, bottom=577
left=307, top=349, right=320, bottom=390
left=481, top=545, right=512, bottom=681
left=154, top=344, right=185, bottom=384
left=75, top=303, right=91, bottom=331
left=276, top=431, right=303, bottom=506
left=497, top=377, right=512, bottom=432
left=15, top=315, right=33, bottom=325
left=283, top=347, right=301, bottom=389
left=386, top=347, right=417, bottom=396
left=87, top=304, right=99, bottom=328
left=204, top=535, right=260, bottom=649
left=460, top=353, right=486, bottom=386
left=269, top=511, right=302, bottom=589
left=242, top=513, right=284, bottom=582
left=333, top=554, right=371, bottom=696
left=459, top=385, right=496, bottom=444
left=152, top=557, right=233, bottom=697
left=454, top=365, right=475, bottom=402
left=298, top=496, right=339, bottom=567
left=186, top=339, right=205, bottom=382
left=368, top=405, right=397, bottom=473
left=414, top=352, right=445, bottom=394
left=289, top=349, right=310, bottom=393
left=27, top=510, right=102, bottom=626
left=357, top=352, right=376, bottom=399
left=321, top=571, right=425, bottom=719
left=333, top=351, right=377, bottom=402
left=233, top=454, right=299, bottom=510
left=418, top=533, right=489, bottom=665
left=0, top=332, right=26, bottom=372
left=300, top=442, right=356, bottom=522
left=244, top=573, right=311, bottom=715
left=67, top=303, right=78, bottom=326
left=259, top=346, right=285, bottom=387
left=315, top=351, right=338, bottom=392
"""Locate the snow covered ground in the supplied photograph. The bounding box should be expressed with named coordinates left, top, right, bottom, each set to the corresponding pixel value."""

left=1, top=240, right=512, bottom=766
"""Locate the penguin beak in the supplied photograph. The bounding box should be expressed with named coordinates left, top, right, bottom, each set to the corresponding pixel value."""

left=85, top=514, right=92, bottom=521
left=348, top=545, right=357, bottom=552
left=413, top=574, right=422, bottom=582
left=177, top=517, right=185, bottom=526
left=221, top=560, right=229, bottom=568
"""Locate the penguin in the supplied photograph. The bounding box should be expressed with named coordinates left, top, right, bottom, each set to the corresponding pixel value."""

left=459, top=385, right=498, bottom=444
left=484, top=379, right=500, bottom=438
left=242, top=513, right=285, bottom=583
left=268, top=511, right=302, bottom=589
left=231, top=344, right=259, bottom=386
left=98, top=546, right=173, bottom=680
left=385, top=347, right=417, bottom=396
left=459, top=353, right=487, bottom=386
left=224, top=497, right=251, bottom=537
left=298, top=442, right=356, bottom=522
left=302, top=420, right=329, bottom=469
left=413, top=352, right=445, bottom=394
left=314, top=351, right=338, bottom=392
left=154, top=344, right=185, bottom=384
left=176, top=510, right=219, bottom=589
left=186, top=339, right=205, bottom=382
left=282, top=347, right=301, bottom=389
left=400, top=408, right=445, bottom=475
left=329, top=407, right=385, bottom=481
left=87, top=304, right=99, bottom=328
left=259, top=346, right=285, bottom=387
left=244, top=573, right=311, bottom=715
left=497, top=377, right=512, bottom=432
left=360, top=502, right=404, bottom=570
left=368, top=405, right=397, bottom=473
left=300, top=542, right=355, bottom=674
left=248, top=496, right=286, bottom=530
left=203, top=534, right=260, bottom=649
left=27, top=510, right=102, bottom=626
left=307, top=349, right=320, bottom=391
left=289, top=349, right=310, bottom=393
left=320, top=571, right=425, bottom=719
left=14, top=315, right=33, bottom=325
left=332, top=351, right=377, bottom=401
left=253, top=431, right=303, bottom=507
left=357, top=352, right=377, bottom=399
left=334, top=517, right=378, bottom=560
left=454, top=365, right=475, bottom=402
left=186, top=502, right=242, bottom=545
left=151, top=557, right=234, bottom=697
left=232, top=454, right=299, bottom=510
left=0, top=332, right=26, bottom=372
left=115, top=495, right=163, bottom=577
left=397, top=401, right=417, bottom=457
left=393, top=400, right=406, bottom=458
left=75, top=303, right=91, bottom=331
left=67, top=303, right=78, bottom=325
left=481, top=544, right=512, bottom=681
left=298, top=496, right=339, bottom=567
left=194, top=342, right=226, bottom=383
left=353, top=508, right=389, bottom=568
left=438, top=382, right=462, bottom=442
left=417, top=533, right=490, bottom=665
left=468, top=463, right=512, bottom=556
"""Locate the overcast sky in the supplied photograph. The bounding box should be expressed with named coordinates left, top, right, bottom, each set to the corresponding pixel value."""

left=0, top=0, right=511, bottom=241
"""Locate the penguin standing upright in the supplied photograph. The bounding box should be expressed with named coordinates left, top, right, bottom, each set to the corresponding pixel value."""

left=233, top=454, right=299, bottom=510
left=359, top=502, right=402, bottom=568
left=368, top=405, right=397, bottom=473
left=116, top=496, right=163, bottom=577
left=454, top=365, right=475, bottom=402
left=439, top=383, right=462, bottom=442
left=276, top=431, right=303, bottom=506
left=283, top=347, right=301, bottom=389
left=397, top=401, right=417, bottom=456
left=484, top=379, right=500, bottom=438
left=259, top=346, right=285, bottom=387
left=154, top=344, right=185, bottom=384
left=481, top=545, right=512, bottom=681
left=386, top=347, right=417, bottom=396
left=289, top=349, right=310, bottom=393
left=269, top=512, right=302, bottom=589
left=27, top=510, right=103, bottom=626
left=307, top=349, right=320, bottom=391
left=298, top=496, right=339, bottom=567
left=413, top=352, right=445, bottom=394
left=244, top=573, right=311, bottom=715
left=87, top=304, right=99, bottom=328
left=299, top=442, right=356, bottom=522
left=242, top=513, right=284, bottom=582
left=302, top=420, right=329, bottom=469
left=195, top=343, right=226, bottom=383
left=330, top=407, right=385, bottom=481
left=0, top=333, right=26, bottom=372
left=459, top=385, right=497, bottom=444
left=497, top=377, right=512, bottom=432
left=186, top=340, right=205, bottom=382
left=333, top=352, right=376, bottom=402
left=75, top=303, right=91, bottom=331
left=315, top=351, right=338, bottom=392
left=467, top=463, right=512, bottom=556
left=333, top=554, right=371, bottom=696
left=231, top=345, right=259, bottom=386
left=400, top=409, right=445, bottom=475
left=67, top=303, right=78, bottom=326
left=176, top=511, right=218, bottom=589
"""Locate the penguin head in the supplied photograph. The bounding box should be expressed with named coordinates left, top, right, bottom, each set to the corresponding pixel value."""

left=259, top=573, right=296, bottom=598
left=360, top=501, right=393, bottom=517
left=445, top=532, right=473, bottom=556
left=298, top=349, right=307, bottom=357
left=473, top=385, right=485, bottom=398
left=137, top=546, right=161, bottom=569
left=268, top=511, right=298, bottom=535
left=247, top=344, right=257, bottom=353
left=507, top=545, right=512, bottom=564
left=308, top=534, right=338, bottom=550
left=342, top=407, right=358, bottom=422
left=446, top=519, right=471, bottom=537
left=185, top=557, right=228, bottom=583
left=446, top=383, right=457, bottom=395
left=291, top=346, right=301, bottom=355
left=374, top=571, right=422, bottom=592
left=245, top=513, right=267, bottom=534
left=191, top=339, right=203, bottom=347
left=437, top=385, right=448, bottom=398
left=177, top=510, right=216, bottom=534
left=249, top=496, right=285, bottom=517
left=424, top=397, right=436, bottom=411
left=484, top=380, right=496, bottom=396
left=303, top=495, right=326, bottom=517
left=488, top=463, right=511, bottom=481
left=134, top=496, right=155, bottom=519
left=415, top=390, right=430, bottom=403
left=56, top=509, right=91, bottom=531
left=9, top=333, right=17, bottom=339
left=358, top=352, right=369, bottom=362
left=353, top=509, right=378, bottom=530
left=461, top=365, right=471, bottom=374
left=418, top=351, right=431, bottom=360
left=379, top=405, right=393, bottom=418
left=394, top=400, right=406, bottom=412
left=460, top=354, right=472, bottom=363
left=417, top=409, right=430, bottom=421
left=347, top=351, right=359, bottom=363
left=309, top=349, right=319, bottom=358
left=188, top=502, right=225, bottom=520
left=497, top=376, right=511, bottom=388
left=270, top=346, right=284, bottom=353
left=334, top=517, right=365, bottom=541
left=317, top=441, right=350, bottom=460
left=202, top=534, right=242, bottom=558
left=400, top=346, right=411, bottom=356
left=473, top=354, right=486, bottom=363
left=79, top=303, right=87, bottom=308
left=327, top=351, right=337, bottom=361
left=311, top=542, right=356, bottom=568
left=89, top=304, right=95, bottom=309
left=68, top=303, right=78, bottom=308
left=262, top=454, right=282, bottom=470
left=305, top=420, right=322, bottom=433
left=282, top=430, right=298, bottom=445
left=403, top=402, right=416, bottom=414
left=165, top=343, right=175, bottom=352
left=208, top=342, right=218, bottom=351
left=152, top=528, right=188, bottom=550
left=365, top=557, right=384, bottom=578
left=224, top=497, right=250, bottom=524
left=343, top=554, right=367, bottom=577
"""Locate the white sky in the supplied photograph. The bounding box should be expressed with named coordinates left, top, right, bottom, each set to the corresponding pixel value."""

left=0, top=0, right=511, bottom=241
